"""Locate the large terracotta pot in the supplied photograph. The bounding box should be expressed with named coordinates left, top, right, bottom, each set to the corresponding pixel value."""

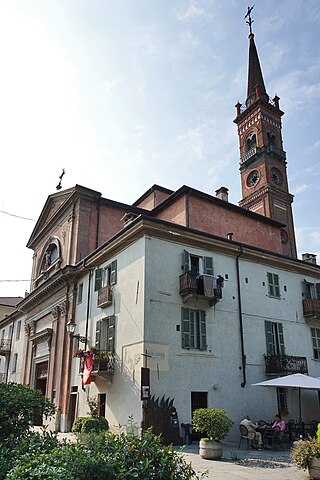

left=199, top=439, right=222, bottom=460
left=309, top=457, right=320, bottom=479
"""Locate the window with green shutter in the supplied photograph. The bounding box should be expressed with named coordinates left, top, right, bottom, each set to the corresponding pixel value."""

left=311, top=328, right=320, bottom=359
left=267, top=272, right=280, bottom=298
left=265, top=320, right=285, bottom=355
left=94, top=268, right=103, bottom=291
left=96, top=316, right=116, bottom=352
left=181, top=250, right=213, bottom=276
left=181, top=308, right=206, bottom=350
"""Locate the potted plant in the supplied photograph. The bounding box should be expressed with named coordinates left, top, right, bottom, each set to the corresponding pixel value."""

left=291, top=425, right=320, bottom=479
left=192, top=408, right=233, bottom=460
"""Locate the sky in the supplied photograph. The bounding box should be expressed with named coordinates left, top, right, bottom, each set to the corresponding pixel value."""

left=0, top=0, right=319, bottom=298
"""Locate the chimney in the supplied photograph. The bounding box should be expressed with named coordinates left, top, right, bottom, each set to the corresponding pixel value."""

left=215, top=187, right=229, bottom=202
left=302, top=253, right=317, bottom=265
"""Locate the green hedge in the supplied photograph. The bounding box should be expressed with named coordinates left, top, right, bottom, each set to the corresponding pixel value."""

left=71, top=416, right=109, bottom=434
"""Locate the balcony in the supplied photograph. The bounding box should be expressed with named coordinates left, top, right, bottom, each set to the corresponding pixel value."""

left=267, top=144, right=286, bottom=160
left=303, top=298, right=320, bottom=323
left=0, top=373, right=7, bottom=383
left=97, top=285, right=113, bottom=308
left=179, top=273, right=223, bottom=305
left=240, top=146, right=258, bottom=164
left=265, top=354, right=308, bottom=376
left=0, top=339, right=11, bottom=356
left=80, top=351, right=115, bottom=379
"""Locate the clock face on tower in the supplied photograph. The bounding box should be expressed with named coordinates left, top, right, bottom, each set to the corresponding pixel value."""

left=247, top=170, right=260, bottom=187
left=271, top=168, right=282, bottom=185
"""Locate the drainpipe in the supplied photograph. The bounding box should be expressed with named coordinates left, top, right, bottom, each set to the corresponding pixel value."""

left=236, top=245, right=246, bottom=388
left=186, top=189, right=191, bottom=227
left=95, top=196, right=101, bottom=250
left=84, top=269, right=93, bottom=350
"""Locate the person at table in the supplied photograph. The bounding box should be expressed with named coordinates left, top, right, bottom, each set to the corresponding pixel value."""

left=272, top=414, right=286, bottom=440
left=240, top=415, right=264, bottom=449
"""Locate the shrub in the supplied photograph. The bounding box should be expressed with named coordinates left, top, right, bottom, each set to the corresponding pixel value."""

left=72, top=416, right=109, bottom=434
left=0, top=430, right=60, bottom=480
left=192, top=408, right=233, bottom=442
left=291, top=437, right=320, bottom=470
left=5, top=427, right=206, bottom=479
left=0, top=382, right=56, bottom=443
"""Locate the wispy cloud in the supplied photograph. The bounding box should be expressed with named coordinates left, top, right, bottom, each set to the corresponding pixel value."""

left=292, top=183, right=309, bottom=194
left=307, top=140, right=320, bottom=152
left=175, top=2, right=205, bottom=22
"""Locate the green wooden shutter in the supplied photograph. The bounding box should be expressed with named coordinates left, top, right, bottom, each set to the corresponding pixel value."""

left=181, top=308, right=190, bottom=348
left=95, top=268, right=103, bottom=291
left=182, top=250, right=190, bottom=272
left=265, top=321, right=274, bottom=354
left=199, top=311, right=207, bottom=350
left=95, top=320, right=102, bottom=350
left=316, top=284, right=320, bottom=300
left=302, top=280, right=311, bottom=299
left=267, top=273, right=274, bottom=296
left=204, top=257, right=213, bottom=275
left=277, top=323, right=285, bottom=354
left=107, top=316, right=116, bottom=352
left=110, top=260, right=117, bottom=285
left=274, top=274, right=280, bottom=297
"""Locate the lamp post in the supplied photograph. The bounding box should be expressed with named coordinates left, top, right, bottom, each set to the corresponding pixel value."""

left=66, top=320, right=87, bottom=344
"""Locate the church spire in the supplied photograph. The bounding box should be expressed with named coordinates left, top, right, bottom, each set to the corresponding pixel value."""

left=244, top=6, right=268, bottom=105
left=247, top=33, right=267, bottom=103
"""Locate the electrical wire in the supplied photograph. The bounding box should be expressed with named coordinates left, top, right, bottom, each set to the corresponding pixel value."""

left=0, top=210, right=36, bottom=222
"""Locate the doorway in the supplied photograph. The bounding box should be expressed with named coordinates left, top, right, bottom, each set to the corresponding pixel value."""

left=191, top=391, right=208, bottom=441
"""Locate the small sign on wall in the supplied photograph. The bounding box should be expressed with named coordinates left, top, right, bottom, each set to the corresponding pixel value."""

left=141, top=367, right=150, bottom=400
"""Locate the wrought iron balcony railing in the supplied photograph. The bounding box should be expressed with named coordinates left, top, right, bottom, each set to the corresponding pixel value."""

left=265, top=354, right=308, bottom=375
left=79, top=351, right=115, bottom=377
left=0, top=339, right=11, bottom=356
left=97, top=285, right=113, bottom=308
left=303, top=298, right=320, bottom=321
left=179, top=272, right=223, bottom=304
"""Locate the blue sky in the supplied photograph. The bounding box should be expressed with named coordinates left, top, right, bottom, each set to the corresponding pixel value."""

left=1, top=0, right=319, bottom=297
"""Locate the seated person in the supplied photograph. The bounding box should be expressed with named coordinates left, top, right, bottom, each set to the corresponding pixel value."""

left=240, top=415, right=263, bottom=449
left=272, top=414, right=286, bottom=440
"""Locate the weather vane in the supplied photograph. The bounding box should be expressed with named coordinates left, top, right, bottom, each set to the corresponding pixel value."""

left=244, top=5, right=255, bottom=34
left=56, top=168, right=65, bottom=190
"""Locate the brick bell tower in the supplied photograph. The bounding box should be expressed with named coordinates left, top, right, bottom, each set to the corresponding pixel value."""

left=234, top=7, right=297, bottom=258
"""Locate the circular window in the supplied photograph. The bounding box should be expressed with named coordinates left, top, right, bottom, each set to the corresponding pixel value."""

left=247, top=170, right=260, bottom=187
left=271, top=168, right=282, bottom=185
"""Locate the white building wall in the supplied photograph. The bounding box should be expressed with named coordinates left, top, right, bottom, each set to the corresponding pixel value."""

left=143, top=237, right=320, bottom=441
left=70, top=233, right=320, bottom=441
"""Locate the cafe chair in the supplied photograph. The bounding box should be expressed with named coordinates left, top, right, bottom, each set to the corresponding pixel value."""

left=238, top=425, right=250, bottom=450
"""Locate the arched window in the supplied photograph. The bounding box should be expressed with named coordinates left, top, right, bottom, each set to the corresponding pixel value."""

left=267, top=131, right=277, bottom=146
left=246, top=132, right=256, bottom=152
left=40, top=238, right=61, bottom=272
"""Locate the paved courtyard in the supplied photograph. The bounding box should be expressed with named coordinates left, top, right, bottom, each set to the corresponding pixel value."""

left=178, top=442, right=310, bottom=479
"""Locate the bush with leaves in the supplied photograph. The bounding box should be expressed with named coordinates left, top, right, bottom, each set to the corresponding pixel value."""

left=0, top=430, right=60, bottom=480
left=5, top=427, right=206, bottom=480
left=0, top=382, right=56, bottom=444
left=192, top=408, right=233, bottom=442
left=72, top=416, right=109, bottom=434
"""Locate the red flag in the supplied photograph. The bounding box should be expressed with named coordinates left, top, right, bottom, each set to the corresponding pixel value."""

left=83, top=354, right=93, bottom=385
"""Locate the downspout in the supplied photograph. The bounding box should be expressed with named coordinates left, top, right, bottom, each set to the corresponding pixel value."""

left=95, top=196, right=101, bottom=250
left=186, top=189, right=191, bottom=227
left=84, top=269, right=93, bottom=350
left=6, top=317, right=15, bottom=383
left=236, top=245, right=246, bottom=388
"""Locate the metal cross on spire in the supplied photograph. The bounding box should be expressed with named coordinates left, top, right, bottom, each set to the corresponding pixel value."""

left=244, top=5, right=255, bottom=34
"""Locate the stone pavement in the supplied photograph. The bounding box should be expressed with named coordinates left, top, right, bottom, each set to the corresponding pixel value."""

left=177, top=442, right=309, bottom=479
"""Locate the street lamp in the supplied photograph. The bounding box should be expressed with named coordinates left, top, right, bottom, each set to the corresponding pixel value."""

left=66, top=320, right=87, bottom=343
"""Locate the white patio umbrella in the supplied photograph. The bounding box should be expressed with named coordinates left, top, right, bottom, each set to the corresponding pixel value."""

left=252, top=373, right=320, bottom=420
